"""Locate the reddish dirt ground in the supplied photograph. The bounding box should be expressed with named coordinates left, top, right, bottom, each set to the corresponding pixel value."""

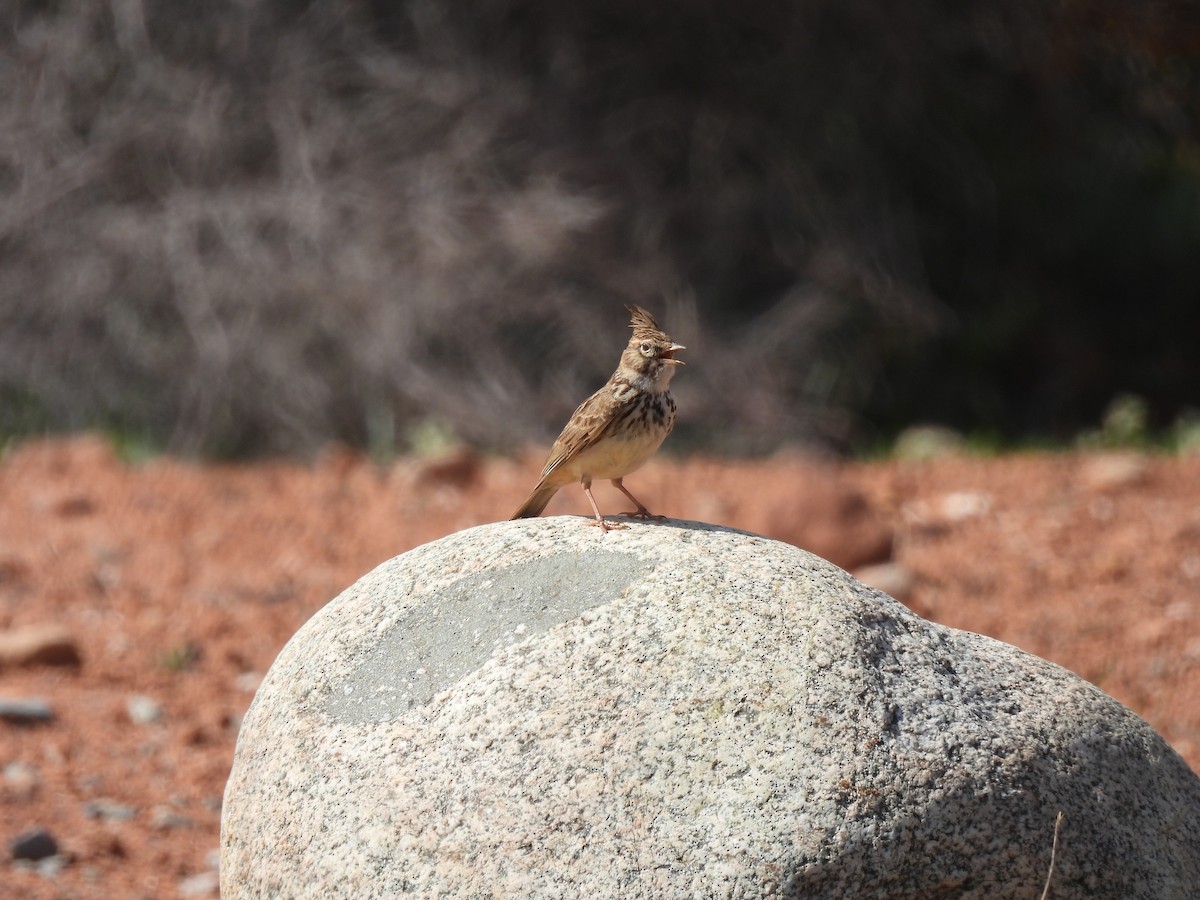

left=1, top=435, right=1198, bottom=898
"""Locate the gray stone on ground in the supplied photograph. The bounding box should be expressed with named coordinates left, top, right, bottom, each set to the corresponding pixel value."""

left=178, top=870, right=220, bottom=897
left=82, top=798, right=136, bottom=821
left=9, top=827, right=58, bottom=861
left=2, top=761, right=40, bottom=800
left=125, top=693, right=163, bottom=725
left=222, top=517, right=1200, bottom=899
left=0, top=697, right=54, bottom=724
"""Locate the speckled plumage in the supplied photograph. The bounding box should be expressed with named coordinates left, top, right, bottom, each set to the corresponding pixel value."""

left=512, top=306, right=684, bottom=530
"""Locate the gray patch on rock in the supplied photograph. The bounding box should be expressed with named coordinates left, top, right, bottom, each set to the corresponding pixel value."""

left=327, top=549, right=640, bottom=724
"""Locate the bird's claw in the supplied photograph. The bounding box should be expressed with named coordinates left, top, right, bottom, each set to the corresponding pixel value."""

left=618, top=509, right=664, bottom=520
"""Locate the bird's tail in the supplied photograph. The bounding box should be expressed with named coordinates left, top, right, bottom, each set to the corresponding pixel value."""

left=511, top=482, right=559, bottom=519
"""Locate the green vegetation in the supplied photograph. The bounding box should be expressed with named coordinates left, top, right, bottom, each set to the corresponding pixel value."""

left=162, top=642, right=202, bottom=674
left=873, top=393, right=1200, bottom=461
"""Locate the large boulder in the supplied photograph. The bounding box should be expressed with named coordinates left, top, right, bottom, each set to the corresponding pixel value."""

left=222, top=518, right=1200, bottom=898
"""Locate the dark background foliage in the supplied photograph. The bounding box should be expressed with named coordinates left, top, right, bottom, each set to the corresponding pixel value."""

left=2, top=0, right=1197, bottom=456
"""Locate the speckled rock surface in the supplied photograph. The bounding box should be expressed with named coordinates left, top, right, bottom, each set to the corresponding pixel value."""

left=221, top=518, right=1200, bottom=899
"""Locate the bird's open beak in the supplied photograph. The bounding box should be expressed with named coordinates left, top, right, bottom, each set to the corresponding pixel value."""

left=662, top=343, right=686, bottom=365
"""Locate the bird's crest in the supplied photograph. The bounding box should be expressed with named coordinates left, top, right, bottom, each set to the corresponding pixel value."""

left=626, top=305, right=665, bottom=340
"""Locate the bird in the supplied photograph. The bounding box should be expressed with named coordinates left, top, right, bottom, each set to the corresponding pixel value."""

left=511, top=305, right=685, bottom=531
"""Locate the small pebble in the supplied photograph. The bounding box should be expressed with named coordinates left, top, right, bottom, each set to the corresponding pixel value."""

left=178, top=870, right=220, bottom=896
left=0, top=624, right=81, bottom=668
left=940, top=491, right=991, bottom=521
left=0, top=697, right=54, bottom=724
left=1080, top=453, right=1148, bottom=491
left=235, top=671, right=262, bottom=693
left=83, top=798, right=136, bottom=821
left=126, top=694, right=163, bottom=725
left=151, top=806, right=195, bottom=830
left=35, top=854, right=67, bottom=877
left=3, top=761, right=40, bottom=798
left=10, top=827, right=58, bottom=861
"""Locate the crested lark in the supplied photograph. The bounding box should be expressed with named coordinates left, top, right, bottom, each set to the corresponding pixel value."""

left=511, top=305, right=685, bottom=531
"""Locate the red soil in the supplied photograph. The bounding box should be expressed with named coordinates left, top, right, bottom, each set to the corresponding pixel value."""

left=2, top=436, right=1198, bottom=898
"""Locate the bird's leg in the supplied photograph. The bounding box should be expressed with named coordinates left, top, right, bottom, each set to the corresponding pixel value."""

left=581, top=477, right=626, bottom=531
left=613, top=478, right=664, bottom=520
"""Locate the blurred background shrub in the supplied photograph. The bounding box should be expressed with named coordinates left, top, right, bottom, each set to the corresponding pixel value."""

left=1, top=0, right=1197, bottom=456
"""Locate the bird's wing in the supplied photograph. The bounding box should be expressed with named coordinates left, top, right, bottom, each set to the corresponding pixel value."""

left=539, top=385, right=627, bottom=480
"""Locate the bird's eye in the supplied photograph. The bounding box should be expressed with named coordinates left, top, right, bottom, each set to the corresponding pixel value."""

left=640, top=341, right=653, bottom=355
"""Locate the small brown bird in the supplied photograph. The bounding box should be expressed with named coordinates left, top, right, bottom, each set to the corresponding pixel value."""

left=511, top=305, right=685, bottom=531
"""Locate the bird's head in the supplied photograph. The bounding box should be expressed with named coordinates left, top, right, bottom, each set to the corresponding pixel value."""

left=620, top=305, right=685, bottom=388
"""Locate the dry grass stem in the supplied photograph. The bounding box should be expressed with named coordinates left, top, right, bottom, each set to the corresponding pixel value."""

left=1039, top=811, right=1065, bottom=900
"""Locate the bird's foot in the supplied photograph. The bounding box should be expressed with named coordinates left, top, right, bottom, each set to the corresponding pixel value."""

left=584, top=517, right=628, bottom=532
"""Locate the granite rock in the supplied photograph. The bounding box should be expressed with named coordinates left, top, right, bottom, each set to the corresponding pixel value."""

left=222, top=517, right=1200, bottom=899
